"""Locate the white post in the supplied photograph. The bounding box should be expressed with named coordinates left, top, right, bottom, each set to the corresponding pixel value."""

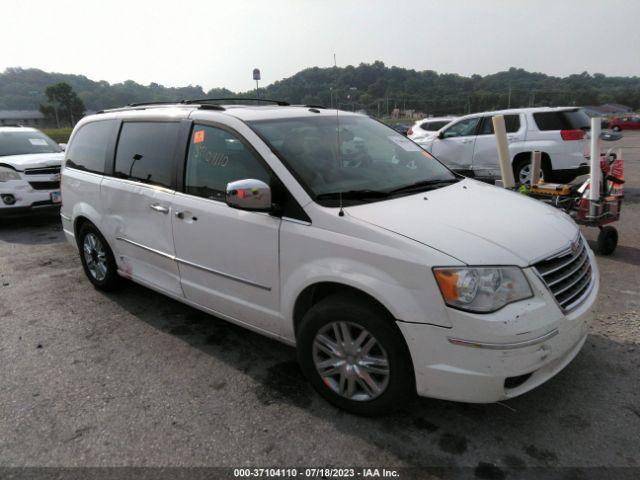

left=492, top=115, right=515, bottom=188
left=589, top=117, right=601, bottom=201
left=530, top=151, right=542, bottom=185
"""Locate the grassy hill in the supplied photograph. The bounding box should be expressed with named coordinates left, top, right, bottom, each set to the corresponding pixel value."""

left=2, top=63, right=639, bottom=116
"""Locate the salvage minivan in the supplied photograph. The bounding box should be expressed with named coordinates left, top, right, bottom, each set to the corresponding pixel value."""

left=61, top=101, right=598, bottom=415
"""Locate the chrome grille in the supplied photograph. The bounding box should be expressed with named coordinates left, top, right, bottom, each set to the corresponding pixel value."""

left=534, top=236, right=594, bottom=312
left=25, top=166, right=61, bottom=175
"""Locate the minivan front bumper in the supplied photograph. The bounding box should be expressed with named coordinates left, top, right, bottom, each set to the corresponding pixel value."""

left=399, top=258, right=599, bottom=403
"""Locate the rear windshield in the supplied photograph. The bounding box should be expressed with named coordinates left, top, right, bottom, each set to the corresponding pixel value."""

left=0, top=130, right=62, bottom=157
left=420, top=121, right=449, bottom=131
left=533, top=109, right=591, bottom=131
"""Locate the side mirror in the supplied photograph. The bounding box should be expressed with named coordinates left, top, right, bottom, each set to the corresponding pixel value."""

left=226, top=179, right=272, bottom=211
left=437, top=131, right=445, bottom=140
left=58, top=143, right=67, bottom=151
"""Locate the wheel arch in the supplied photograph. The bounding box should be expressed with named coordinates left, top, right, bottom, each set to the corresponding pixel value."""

left=72, top=212, right=115, bottom=255
left=293, top=282, right=398, bottom=338
left=512, top=151, right=552, bottom=169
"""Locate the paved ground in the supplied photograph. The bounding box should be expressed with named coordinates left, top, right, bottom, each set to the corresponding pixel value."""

left=1, top=133, right=639, bottom=478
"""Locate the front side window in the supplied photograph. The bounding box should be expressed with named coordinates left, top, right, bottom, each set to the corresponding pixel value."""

left=66, top=120, right=115, bottom=173
left=249, top=115, right=457, bottom=206
left=114, top=122, right=180, bottom=189
left=442, top=117, right=480, bottom=138
left=184, top=125, right=271, bottom=201
left=1, top=130, right=61, bottom=157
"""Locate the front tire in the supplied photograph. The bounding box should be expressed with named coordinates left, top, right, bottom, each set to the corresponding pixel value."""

left=78, top=223, right=122, bottom=291
left=612, top=125, right=621, bottom=132
left=297, top=293, right=414, bottom=415
left=596, top=226, right=618, bottom=255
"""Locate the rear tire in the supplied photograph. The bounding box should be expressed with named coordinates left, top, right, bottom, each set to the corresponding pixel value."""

left=77, top=222, right=122, bottom=291
left=612, top=125, right=622, bottom=132
left=596, top=226, right=618, bottom=255
left=296, top=293, right=414, bottom=415
left=513, top=156, right=550, bottom=185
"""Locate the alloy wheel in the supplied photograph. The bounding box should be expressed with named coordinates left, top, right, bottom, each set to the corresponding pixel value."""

left=518, top=164, right=544, bottom=185
left=83, top=233, right=108, bottom=282
left=312, top=321, right=390, bottom=401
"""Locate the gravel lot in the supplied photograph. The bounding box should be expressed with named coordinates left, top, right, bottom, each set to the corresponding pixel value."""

left=1, top=133, right=639, bottom=478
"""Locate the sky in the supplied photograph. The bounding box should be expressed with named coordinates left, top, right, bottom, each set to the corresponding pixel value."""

left=3, top=0, right=640, bottom=92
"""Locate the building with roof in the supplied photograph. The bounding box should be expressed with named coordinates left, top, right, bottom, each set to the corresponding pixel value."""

left=0, top=110, right=47, bottom=127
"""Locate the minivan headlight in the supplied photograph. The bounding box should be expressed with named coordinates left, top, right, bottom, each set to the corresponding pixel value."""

left=0, top=166, right=21, bottom=182
left=433, top=267, right=532, bottom=313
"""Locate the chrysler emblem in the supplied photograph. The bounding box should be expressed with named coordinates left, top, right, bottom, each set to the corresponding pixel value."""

left=570, top=239, right=580, bottom=256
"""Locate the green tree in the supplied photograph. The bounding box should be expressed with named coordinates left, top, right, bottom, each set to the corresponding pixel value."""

left=39, top=82, right=86, bottom=127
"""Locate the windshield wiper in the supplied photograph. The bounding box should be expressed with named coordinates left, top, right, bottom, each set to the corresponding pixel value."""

left=316, top=189, right=390, bottom=201
left=387, top=178, right=460, bottom=196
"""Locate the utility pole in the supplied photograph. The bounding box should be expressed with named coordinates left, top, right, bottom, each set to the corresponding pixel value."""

left=507, top=83, right=512, bottom=108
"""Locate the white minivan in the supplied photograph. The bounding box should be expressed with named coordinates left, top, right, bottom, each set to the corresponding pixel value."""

left=61, top=101, right=598, bottom=414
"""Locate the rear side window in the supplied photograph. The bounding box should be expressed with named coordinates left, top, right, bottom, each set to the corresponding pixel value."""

left=66, top=120, right=115, bottom=173
left=533, top=110, right=590, bottom=131
left=184, top=125, right=271, bottom=201
left=114, top=122, right=180, bottom=189
left=479, top=115, right=521, bottom=135
left=420, top=121, right=449, bottom=131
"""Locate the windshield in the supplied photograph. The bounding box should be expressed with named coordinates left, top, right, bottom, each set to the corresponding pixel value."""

left=0, top=130, right=62, bottom=157
left=249, top=115, right=457, bottom=205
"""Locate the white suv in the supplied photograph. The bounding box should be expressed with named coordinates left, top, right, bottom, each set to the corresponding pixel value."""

left=416, top=107, right=591, bottom=184
left=61, top=101, right=598, bottom=414
left=407, top=117, right=456, bottom=142
left=0, top=126, right=64, bottom=216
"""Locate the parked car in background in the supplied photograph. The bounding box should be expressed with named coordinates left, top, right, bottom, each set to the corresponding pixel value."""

left=407, top=117, right=456, bottom=141
left=415, top=107, right=591, bottom=184
left=0, top=126, right=64, bottom=216
left=388, top=123, right=411, bottom=136
left=61, top=101, right=598, bottom=415
left=609, top=115, right=640, bottom=131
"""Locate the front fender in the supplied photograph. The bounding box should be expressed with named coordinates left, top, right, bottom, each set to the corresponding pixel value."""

left=281, top=255, right=452, bottom=341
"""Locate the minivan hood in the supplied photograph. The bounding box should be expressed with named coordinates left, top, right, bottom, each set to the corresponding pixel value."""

left=346, top=178, right=579, bottom=266
left=0, top=152, right=64, bottom=170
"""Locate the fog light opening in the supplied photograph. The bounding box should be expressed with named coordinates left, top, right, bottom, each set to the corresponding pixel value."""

left=504, top=372, right=533, bottom=390
left=1, top=194, right=16, bottom=205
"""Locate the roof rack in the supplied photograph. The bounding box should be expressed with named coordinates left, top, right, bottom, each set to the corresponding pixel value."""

left=127, top=100, right=184, bottom=107
left=183, top=98, right=290, bottom=106
left=97, top=97, right=292, bottom=114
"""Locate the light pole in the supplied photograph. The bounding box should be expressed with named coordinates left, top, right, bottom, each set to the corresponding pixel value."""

left=253, top=68, right=261, bottom=98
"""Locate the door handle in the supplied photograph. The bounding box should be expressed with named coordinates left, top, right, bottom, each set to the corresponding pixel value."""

left=150, top=204, right=169, bottom=214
